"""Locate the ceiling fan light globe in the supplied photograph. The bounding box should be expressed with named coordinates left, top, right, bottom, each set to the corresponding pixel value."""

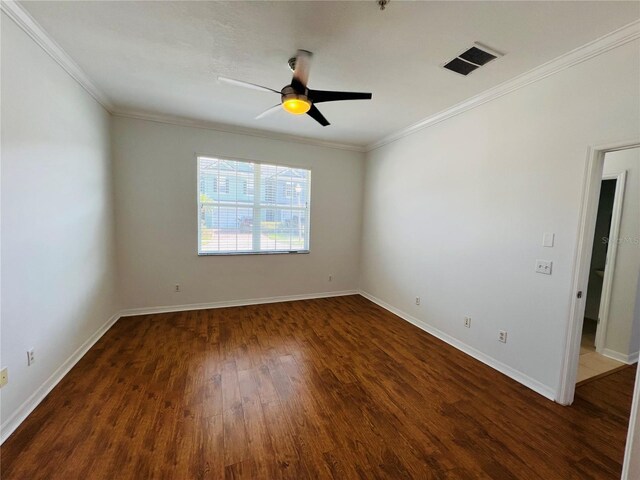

left=282, top=98, right=311, bottom=115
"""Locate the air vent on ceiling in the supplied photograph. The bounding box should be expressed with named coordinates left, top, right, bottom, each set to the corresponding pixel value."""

left=443, top=43, right=503, bottom=76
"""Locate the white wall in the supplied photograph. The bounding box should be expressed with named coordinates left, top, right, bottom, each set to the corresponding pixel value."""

left=360, top=39, right=640, bottom=397
left=602, top=148, right=640, bottom=359
left=1, top=12, right=120, bottom=436
left=111, top=116, right=364, bottom=310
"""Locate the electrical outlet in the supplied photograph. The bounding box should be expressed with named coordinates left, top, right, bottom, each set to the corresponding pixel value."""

left=535, top=260, right=552, bottom=275
left=328, top=274, right=333, bottom=282
left=464, top=316, right=471, bottom=328
left=27, top=349, right=35, bottom=366
left=175, top=284, right=181, bottom=293
left=415, top=297, right=421, bottom=306
left=498, top=330, right=508, bottom=343
left=0, top=368, right=8, bottom=388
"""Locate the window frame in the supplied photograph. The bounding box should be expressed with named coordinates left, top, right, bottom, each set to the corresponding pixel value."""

left=196, top=154, right=311, bottom=256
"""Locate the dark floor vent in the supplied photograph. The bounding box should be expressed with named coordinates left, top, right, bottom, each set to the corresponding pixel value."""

left=443, top=43, right=502, bottom=76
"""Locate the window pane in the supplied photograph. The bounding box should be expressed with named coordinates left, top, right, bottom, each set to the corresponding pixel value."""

left=199, top=204, right=219, bottom=252
left=235, top=162, right=254, bottom=204
left=218, top=207, right=237, bottom=251
left=290, top=210, right=307, bottom=251
left=261, top=164, right=277, bottom=204
left=199, top=159, right=219, bottom=201
left=260, top=208, right=277, bottom=251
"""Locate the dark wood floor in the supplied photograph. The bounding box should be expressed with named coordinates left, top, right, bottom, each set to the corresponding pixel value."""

left=2, top=295, right=636, bottom=479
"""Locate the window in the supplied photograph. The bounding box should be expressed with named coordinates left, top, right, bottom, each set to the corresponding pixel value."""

left=198, top=156, right=311, bottom=255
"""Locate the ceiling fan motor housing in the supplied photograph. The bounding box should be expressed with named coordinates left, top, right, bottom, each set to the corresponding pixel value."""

left=281, top=85, right=308, bottom=100
left=281, top=85, right=311, bottom=114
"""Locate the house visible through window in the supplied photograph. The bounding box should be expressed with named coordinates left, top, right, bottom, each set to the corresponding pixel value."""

left=284, top=181, right=295, bottom=198
left=264, top=179, right=276, bottom=203
left=219, top=176, right=230, bottom=194
left=198, top=156, right=311, bottom=254
left=208, top=175, right=230, bottom=194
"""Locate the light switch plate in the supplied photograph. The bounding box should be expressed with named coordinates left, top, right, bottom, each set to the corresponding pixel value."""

left=536, top=260, right=553, bottom=275
left=543, top=233, right=555, bottom=247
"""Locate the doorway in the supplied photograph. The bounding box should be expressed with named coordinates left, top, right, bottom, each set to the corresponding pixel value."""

left=577, top=173, right=628, bottom=383
left=562, top=142, right=640, bottom=402
left=559, top=141, right=640, bottom=478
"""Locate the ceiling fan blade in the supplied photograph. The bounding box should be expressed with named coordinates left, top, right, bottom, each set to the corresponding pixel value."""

left=217, top=76, right=280, bottom=94
left=291, top=49, right=312, bottom=92
left=255, top=104, right=282, bottom=120
left=308, top=89, right=372, bottom=103
left=306, top=105, right=330, bottom=127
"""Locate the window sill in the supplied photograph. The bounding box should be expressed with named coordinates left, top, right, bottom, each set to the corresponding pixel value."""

left=198, top=250, right=310, bottom=256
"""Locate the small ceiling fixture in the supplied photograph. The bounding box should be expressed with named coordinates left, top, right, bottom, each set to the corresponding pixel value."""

left=377, top=0, right=390, bottom=10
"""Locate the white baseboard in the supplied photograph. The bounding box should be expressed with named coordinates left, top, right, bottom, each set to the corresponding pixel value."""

left=358, top=290, right=557, bottom=401
left=602, top=348, right=639, bottom=365
left=119, top=290, right=359, bottom=317
left=0, top=311, right=121, bottom=444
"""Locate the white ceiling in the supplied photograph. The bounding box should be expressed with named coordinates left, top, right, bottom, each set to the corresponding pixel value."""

left=20, top=1, right=640, bottom=148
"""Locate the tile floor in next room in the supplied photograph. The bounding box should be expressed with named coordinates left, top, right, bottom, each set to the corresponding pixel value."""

left=578, top=318, right=627, bottom=384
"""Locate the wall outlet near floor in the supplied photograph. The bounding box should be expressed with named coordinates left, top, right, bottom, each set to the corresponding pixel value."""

left=415, top=297, right=421, bottom=306
left=0, top=368, right=8, bottom=388
left=27, top=349, right=35, bottom=366
left=498, top=330, right=508, bottom=343
left=174, top=284, right=181, bottom=293
left=464, top=316, right=472, bottom=328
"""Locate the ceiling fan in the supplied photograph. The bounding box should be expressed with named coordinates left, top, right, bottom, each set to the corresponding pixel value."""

left=217, top=50, right=372, bottom=127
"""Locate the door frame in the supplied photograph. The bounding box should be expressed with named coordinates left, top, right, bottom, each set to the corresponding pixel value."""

left=622, top=366, right=640, bottom=479
left=594, top=171, right=627, bottom=353
left=558, top=139, right=639, bottom=406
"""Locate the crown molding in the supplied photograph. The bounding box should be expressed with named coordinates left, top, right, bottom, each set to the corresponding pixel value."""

left=366, top=19, right=640, bottom=152
left=1, top=0, right=114, bottom=111
left=1, top=0, right=365, bottom=153
left=111, top=109, right=367, bottom=153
